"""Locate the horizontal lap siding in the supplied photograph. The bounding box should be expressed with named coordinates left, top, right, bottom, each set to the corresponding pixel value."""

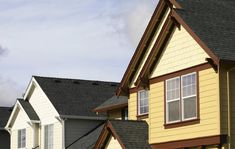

left=149, top=68, right=220, bottom=144
left=129, top=93, right=137, bottom=120
left=151, top=27, right=209, bottom=78
left=106, top=136, right=122, bottom=149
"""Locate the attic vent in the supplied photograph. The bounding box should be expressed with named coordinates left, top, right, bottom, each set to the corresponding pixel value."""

left=92, top=82, right=99, bottom=85
left=72, top=80, right=80, bottom=84
left=110, top=83, right=117, bottom=87
left=54, top=79, right=61, bottom=83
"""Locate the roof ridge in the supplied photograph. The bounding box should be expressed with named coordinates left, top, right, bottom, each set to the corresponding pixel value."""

left=109, top=119, right=146, bottom=123
left=33, top=75, right=119, bottom=84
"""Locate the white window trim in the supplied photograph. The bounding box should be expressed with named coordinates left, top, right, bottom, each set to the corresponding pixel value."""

left=44, top=124, right=54, bottom=149
left=165, top=72, right=198, bottom=124
left=181, top=72, right=197, bottom=121
left=166, top=77, right=181, bottom=124
left=138, top=90, right=149, bottom=115
left=18, top=129, right=26, bottom=149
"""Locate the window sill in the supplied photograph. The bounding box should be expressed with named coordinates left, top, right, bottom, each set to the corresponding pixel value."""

left=164, top=118, right=200, bottom=129
left=136, top=114, right=149, bottom=120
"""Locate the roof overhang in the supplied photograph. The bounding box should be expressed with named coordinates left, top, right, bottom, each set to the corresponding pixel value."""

left=93, top=103, right=128, bottom=113
left=59, top=115, right=107, bottom=121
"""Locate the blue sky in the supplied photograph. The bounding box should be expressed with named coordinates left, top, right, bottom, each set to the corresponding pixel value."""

left=0, top=0, right=158, bottom=106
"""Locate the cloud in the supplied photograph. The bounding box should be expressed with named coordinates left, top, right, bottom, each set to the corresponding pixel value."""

left=0, top=0, right=158, bottom=106
left=0, top=77, right=23, bottom=106
left=0, top=45, right=7, bottom=56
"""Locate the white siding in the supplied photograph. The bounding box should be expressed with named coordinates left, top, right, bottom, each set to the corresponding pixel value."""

left=10, top=107, right=34, bottom=149
left=28, top=80, right=63, bottom=149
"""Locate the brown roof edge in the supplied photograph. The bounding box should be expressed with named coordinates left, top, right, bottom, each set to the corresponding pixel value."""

left=94, top=121, right=126, bottom=149
left=116, top=0, right=167, bottom=96
left=93, top=103, right=128, bottom=113
left=135, top=13, right=173, bottom=88
left=171, top=9, right=219, bottom=65
left=169, top=0, right=182, bottom=9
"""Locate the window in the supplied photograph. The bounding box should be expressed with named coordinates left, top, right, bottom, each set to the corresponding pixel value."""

left=18, top=129, right=26, bottom=148
left=44, top=124, right=54, bottom=149
left=121, top=108, right=128, bottom=120
left=138, top=90, right=149, bottom=115
left=166, top=72, right=197, bottom=123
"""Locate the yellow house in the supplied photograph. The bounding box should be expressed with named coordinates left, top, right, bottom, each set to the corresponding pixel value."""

left=114, top=0, right=235, bottom=148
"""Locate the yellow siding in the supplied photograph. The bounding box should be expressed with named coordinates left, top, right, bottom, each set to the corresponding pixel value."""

left=129, top=93, right=137, bottom=120
left=149, top=68, right=220, bottom=144
left=229, top=70, right=235, bottom=149
left=130, top=8, right=170, bottom=88
left=108, top=109, right=122, bottom=120
left=151, top=27, right=209, bottom=78
left=105, top=136, right=122, bottom=149
left=128, top=93, right=149, bottom=124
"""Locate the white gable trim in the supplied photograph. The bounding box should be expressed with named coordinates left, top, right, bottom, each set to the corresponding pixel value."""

left=23, top=77, right=60, bottom=117
left=5, top=100, right=40, bottom=129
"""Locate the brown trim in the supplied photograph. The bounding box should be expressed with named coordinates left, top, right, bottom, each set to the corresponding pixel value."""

left=137, top=114, right=149, bottom=120
left=169, top=0, right=182, bottom=9
left=94, top=121, right=126, bottom=149
left=149, top=63, right=211, bottom=84
left=135, top=13, right=174, bottom=88
left=163, top=70, right=201, bottom=129
left=164, top=118, right=200, bottom=129
left=106, top=121, right=126, bottom=149
left=93, top=103, right=128, bottom=113
left=116, top=0, right=168, bottom=96
left=151, top=135, right=227, bottom=149
left=171, top=10, right=219, bottom=65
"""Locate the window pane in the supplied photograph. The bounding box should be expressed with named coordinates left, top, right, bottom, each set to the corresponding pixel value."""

left=18, top=130, right=21, bottom=148
left=183, top=96, right=197, bottom=119
left=22, top=129, right=26, bottom=147
left=138, top=90, right=149, bottom=115
left=166, top=78, right=180, bottom=101
left=182, top=73, right=196, bottom=97
left=168, top=100, right=180, bottom=122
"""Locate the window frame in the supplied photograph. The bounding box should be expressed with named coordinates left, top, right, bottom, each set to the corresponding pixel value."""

left=137, top=90, right=149, bottom=116
left=18, top=129, right=26, bottom=149
left=44, top=124, right=54, bottom=149
left=165, top=72, right=198, bottom=125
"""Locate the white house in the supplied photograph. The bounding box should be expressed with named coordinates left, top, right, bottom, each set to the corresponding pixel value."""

left=6, top=76, right=118, bottom=149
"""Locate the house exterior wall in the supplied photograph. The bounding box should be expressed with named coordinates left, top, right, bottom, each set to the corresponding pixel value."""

left=150, top=27, right=209, bottom=78
left=149, top=68, right=220, bottom=144
left=130, top=8, right=170, bottom=88
left=129, top=93, right=149, bottom=123
left=0, top=130, right=10, bottom=149
left=28, top=82, right=63, bottom=149
left=10, top=107, right=34, bottom=149
left=108, top=109, right=122, bottom=120
left=65, top=119, right=104, bottom=147
left=105, top=136, right=122, bottom=149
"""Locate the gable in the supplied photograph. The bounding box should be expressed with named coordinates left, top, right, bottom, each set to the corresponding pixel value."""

left=150, top=26, right=210, bottom=78
left=10, top=106, right=30, bottom=130
left=105, top=136, right=122, bottom=149
left=27, top=78, right=59, bottom=124
left=129, top=7, right=171, bottom=88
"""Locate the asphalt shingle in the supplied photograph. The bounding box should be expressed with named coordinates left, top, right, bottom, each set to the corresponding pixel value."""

left=34, top=76, right=119, bottom=117
left=175, top=0, right=235, bottom=61
left=109, top=120, right=151, bottom=149
left=17, top=99, right=40, bottom=121
left=0, top=107, right=12, bottom=128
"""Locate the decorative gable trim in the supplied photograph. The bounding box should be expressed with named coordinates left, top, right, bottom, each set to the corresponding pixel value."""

left=94, top=121, right=125, bottom=149
left=116, top=0, right=170, bottom=96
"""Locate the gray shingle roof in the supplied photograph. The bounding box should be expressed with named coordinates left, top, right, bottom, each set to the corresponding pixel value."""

left=66, top=123, right=104, bottom=149
left=94, top=96, right=128, bottom=112
left=175, top=0, right=235, bottom=61
left=33, top=76, right=119, bottom=117
left=109, top=120, right=151, bottom=149
left=0, top=107, right=12, bottom=128
left=17, top=99, right=40, bottom=121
